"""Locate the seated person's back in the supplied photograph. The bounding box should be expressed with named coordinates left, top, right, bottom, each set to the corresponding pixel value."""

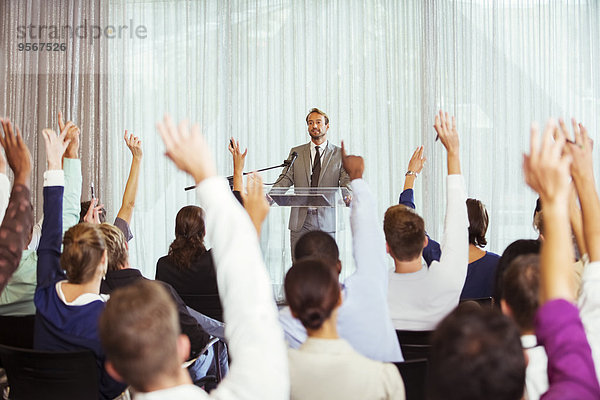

left=155, top=205, right=222, bottom=320
left=286, top=259, right=404, bottom=400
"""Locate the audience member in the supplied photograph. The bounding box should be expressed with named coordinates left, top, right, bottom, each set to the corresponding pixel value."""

left=285, top=259, right=405, bottom=399
left=34, top=125, right=126, bottom=399
left=385, top=111, right=468, bottom=330
left=560, top=117, right=600, bottom=382
left=79, top=131, right=142, bottom=241
left=279, top=142, right=403, bottom=362
left=0, top=118, right=34, bottom=294
left=97, top=223, right=220, bottom=382
left=501, top=254, right=548, bottom=399
left=155, top=205, right=222, bottom=321
left=98, top=114, right=288, bottom=399
left=0, top=112, right=81, bottom=315
left=398, top=147, right=499, bottom=299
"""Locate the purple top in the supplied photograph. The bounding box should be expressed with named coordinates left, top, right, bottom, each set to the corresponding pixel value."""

left=535, top=299, right=600, bottom=399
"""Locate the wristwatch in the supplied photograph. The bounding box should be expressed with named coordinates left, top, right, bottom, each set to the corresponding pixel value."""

left=405, top=171, right=418, bottom=178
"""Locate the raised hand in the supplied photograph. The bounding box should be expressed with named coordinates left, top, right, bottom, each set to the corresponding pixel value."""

left=433, top=110, right=460, bottom=175
left=523, top=120, right=572, bottom=205
left=124, top=131, right=143, bottom=159
left=241, top=173, right=270, bottom=235
left=42, top=122, right=72, bottom=170
left=558, top=118, right=594, bottom=182
left=156, top=114, right=216, bottom=184
left=0, top=118, right=32, bottom=187
left=407, top=146, right=426, bottom=174
left=228, top=137, right=247, bottom=173
left=341, top=141, right=364, bottom=180
left=58, top=111, right=81, bottom=159
left=83, top=198, right=104, bottom=224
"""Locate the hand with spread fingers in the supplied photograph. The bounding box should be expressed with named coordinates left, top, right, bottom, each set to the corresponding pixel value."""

left=523, top=119, right=572, bottom=206
left=0, top=118, right=32, bottom=187
left=558, top=118, right=594, bottom=182
left=341, top=141, right=364, bottom=181
left=156, top=114, right=216, bottom=184
left=42, top=122, right=72, bottom=171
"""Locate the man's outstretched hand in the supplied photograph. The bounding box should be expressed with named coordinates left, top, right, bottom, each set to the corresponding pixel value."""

left=341, top=141, right=364, bottom=180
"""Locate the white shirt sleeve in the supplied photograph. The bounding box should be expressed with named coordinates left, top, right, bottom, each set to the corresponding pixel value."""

left=196, top=177, right=289, bottom=400
left=578, top=260, right=600, bottom=382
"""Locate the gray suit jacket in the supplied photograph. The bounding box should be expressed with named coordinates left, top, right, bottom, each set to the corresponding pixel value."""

left=273, top=141, right=351, bottom=232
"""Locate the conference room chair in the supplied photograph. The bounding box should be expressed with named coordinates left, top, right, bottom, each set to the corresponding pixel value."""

left=0, top=344, right=99, bottom=400
left=394, top=358, right=428, bottom=400
left=395, top=330, right=433, bottom=361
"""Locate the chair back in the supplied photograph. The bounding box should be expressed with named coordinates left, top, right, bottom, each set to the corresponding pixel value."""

left=180, top=294, right=223, bottom=322
left=394, top=358, right=428, bottom=400
left=395, top=330, right=433, bottom=361
left=0, top=315, right=35, bottom=349
left=0, top=344, right=99, bottom=400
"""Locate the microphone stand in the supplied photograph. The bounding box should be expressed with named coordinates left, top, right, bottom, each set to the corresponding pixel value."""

left=184, top=162, right=286, bottom=191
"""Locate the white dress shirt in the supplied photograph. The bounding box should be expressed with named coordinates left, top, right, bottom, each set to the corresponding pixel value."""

left=522, top=334, right=549, bottom=400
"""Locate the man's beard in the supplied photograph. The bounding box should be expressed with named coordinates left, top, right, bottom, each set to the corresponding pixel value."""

left=309, top=129, right=325, bottom=140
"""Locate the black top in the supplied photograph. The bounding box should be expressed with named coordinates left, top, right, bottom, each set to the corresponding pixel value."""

left=100, top=268, right=211, bottom=358
left=155, top=250, right=223, bottom=322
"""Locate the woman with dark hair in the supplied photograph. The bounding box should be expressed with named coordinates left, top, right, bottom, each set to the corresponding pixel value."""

left=460, top=198, right=501, bottom=299
left=285, top=259, right=405, bottom=399
left=155, top=205, right=222, bottom=321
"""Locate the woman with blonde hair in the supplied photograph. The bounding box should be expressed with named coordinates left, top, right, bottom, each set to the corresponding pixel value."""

left=34, top=126, right=126, bottom=400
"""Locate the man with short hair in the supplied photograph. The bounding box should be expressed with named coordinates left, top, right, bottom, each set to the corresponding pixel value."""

left=279, top=143, right=403, bottom=362
left=273, top=108, right=350, bottom=255
left=98, top=114, right=288, bottom=399
left=385, top=111, right=469, bottom=331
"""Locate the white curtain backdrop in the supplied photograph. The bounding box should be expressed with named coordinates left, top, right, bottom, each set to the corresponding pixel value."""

left=104, top=0, right=600, bottom=298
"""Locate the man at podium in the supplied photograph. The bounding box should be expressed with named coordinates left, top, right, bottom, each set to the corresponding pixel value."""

left=273, top=108, right=351, bottom=257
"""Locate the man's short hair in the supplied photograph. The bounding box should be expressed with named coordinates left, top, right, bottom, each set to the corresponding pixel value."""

left=294, top=231, right=339, bottom=269
left=429, top=306, right=526, bottom=400
left=79, top=201, right=107, bottom=223
left=98, top=223, right=128, bottom=271
left=383, top=205, right=425, bottom=261
left=493, top=239, right=541, bottom=307
left=99, top=280, right=181, bottom=391
left=502, top=254, right=540, bottom=332
left=305, top=108, right=329, bottom=125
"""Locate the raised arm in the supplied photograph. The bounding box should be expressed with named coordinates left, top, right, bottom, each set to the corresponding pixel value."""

left=432, top=111, right=468, bottom=270
left=228, top=137, right=247, bottom=192
left=341, top=141, right=388, bottom=284
left=37, top=125, right=71, bottom=289
left=157, top=115, right=288, bottom=399
left=116, top=131, right=142, bottom=224
left=240, top=173, right=270, bottom=236
left=59, top=112, right=83, bottom=233
left=0, top=118, right=33, bottom=294
left=524, top=119, right=600, bottom=398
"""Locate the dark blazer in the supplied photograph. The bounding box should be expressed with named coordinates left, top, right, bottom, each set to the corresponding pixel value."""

left=101, top=268, right=211, bottom=358
left=273, top=141, right=351, bottom=232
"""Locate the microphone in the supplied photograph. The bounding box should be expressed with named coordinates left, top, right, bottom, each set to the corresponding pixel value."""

left=283, top=151, right=298, bottom=166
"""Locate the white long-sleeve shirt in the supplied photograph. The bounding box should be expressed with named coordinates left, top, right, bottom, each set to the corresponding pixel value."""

left=279, top=178, right=403, bottom=362
left=136, top=177, right=289, bottom=400
left=387, top=174, right=469, bottom=331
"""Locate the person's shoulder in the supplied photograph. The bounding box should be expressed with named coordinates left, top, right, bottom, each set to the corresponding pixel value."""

left=291, top=143, right=309, bottom=152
